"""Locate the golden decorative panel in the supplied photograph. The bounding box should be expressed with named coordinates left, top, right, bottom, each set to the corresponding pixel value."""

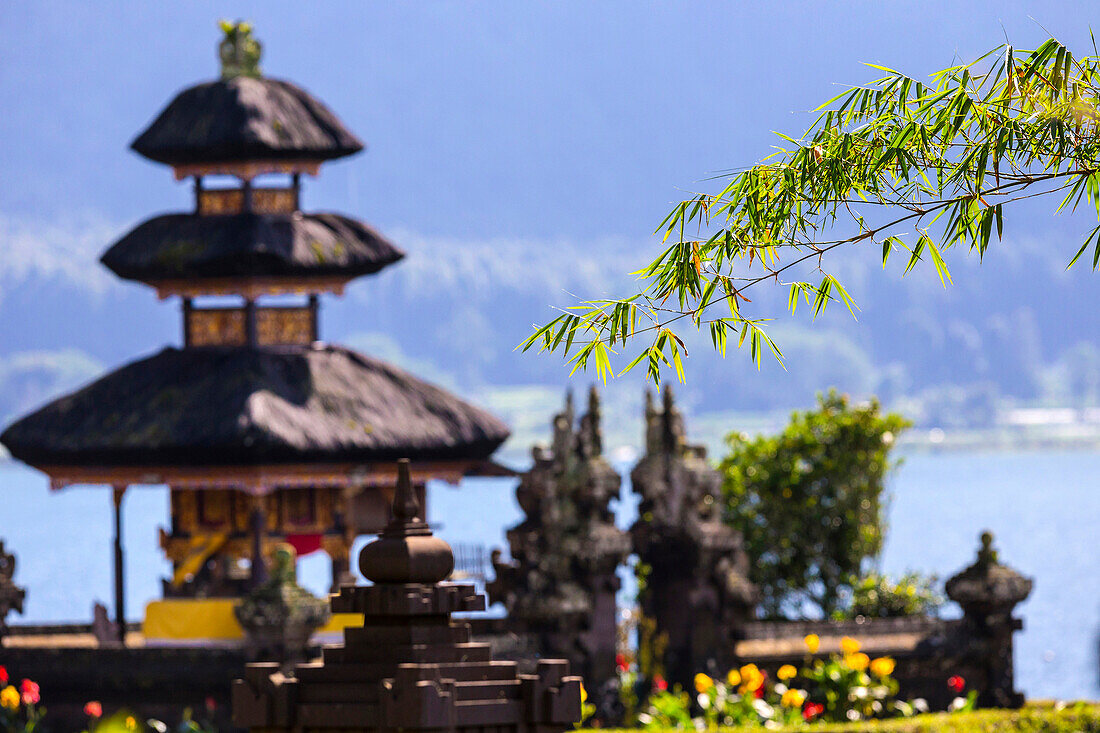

left=197, top=187, right=297, bottom=215
left=186, top=307, right=314, bottom=346
left=197, top=188, right=245, bottom=215
left=251, top=188, right=296, bottom=214
left=256, top=308, right=314, bottom=345
left=187, top=308, right=246, bottom=346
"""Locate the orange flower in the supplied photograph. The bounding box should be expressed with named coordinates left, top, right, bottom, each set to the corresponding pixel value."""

left=781, top=689, right=807, bottom=707
left=777, top=664, right=798, bottom=681
left=84, top=701, right=103, bottom=718
left=840, top=636, right=861, bottom=655
left=694, top=673, right=714, bottom=693
left=804, top=634, right=820, bottom=654
left=870, top=657, right=895, bottom=677
left=0, top=686, right=18, bottom=712
left=738, top=664, right=765, bottom=694
left=845, top=652, right=870, bottom=672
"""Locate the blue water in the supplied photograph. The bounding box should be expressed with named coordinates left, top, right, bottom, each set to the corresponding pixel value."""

left=1, top=451, right=1097, bottom=700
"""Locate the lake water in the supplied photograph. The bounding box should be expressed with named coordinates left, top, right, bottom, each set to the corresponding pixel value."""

left=1, top=450, right=1097, bottom=701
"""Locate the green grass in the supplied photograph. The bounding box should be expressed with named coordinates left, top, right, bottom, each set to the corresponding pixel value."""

left=583, top=703, right=1100, bottom=733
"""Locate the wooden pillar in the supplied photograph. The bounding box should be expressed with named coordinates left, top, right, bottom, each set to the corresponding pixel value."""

left=242, top=177, right=253, bottom=213
left=249, top=496, right=267, bottom=588
left=292, top=172, right=301, bottom=211
left=112, top=485, right=127, bottom=645
left=308, top=294, right=320, bottom=342
left=193, top=175, right=204, bottom=214
left=182, top=297, right=193, bottom=348
left=244, top=297, right=258, bottom=347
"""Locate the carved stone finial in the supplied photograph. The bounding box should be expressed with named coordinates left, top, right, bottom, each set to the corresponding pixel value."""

left=578, top=386, right=604, bottom=459
left=233, top=542, right=330, bottom=664
left=218, top=20, right=263, bottom=79
left=392, top=458, right=421, bottom=525
left=358, top=460, right=455, bottom=584
left=0, top=540, right=26, bottom=638
left=946, top=530, right=1031, bottom=613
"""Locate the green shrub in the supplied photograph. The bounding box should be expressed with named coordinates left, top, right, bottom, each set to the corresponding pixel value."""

left=719, top=390, right=910, bottom=618
left=839, top=572, right=944, bottom=620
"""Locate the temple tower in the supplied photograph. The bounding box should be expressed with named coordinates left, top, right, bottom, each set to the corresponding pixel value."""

left=1, top=23, right=510, bottom=641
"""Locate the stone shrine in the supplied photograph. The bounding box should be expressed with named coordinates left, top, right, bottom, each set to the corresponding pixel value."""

left=630, top=389, right=756, bottom=689
left=944, top=531, right=1033, bottom=708
left=488, top=388, right=630, bottom=707
left=233, top=460, right=582, bottom=732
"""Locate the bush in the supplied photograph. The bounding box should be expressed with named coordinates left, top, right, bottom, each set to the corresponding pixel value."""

left=719, top=390, right=910, bottom=618
left=839, top=572, right=944, bottom=620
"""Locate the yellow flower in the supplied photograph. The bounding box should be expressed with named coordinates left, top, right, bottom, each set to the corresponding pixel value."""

left=781, top=689, right=807, bottom=708
left=804, top=633, right=820, bottom=654
left=738, top=664, right=764, bottom=694
left=845, top=652, right=870, bottom=672
left=580, top=683, right=587, bottom=704
left=726, top=669, right=741, bottom=687
left=0, top=686, right=19, bottom=711
left=777, top=664, right=797, bottom=681
left=694, top=673, right=714, bottom=694
left=841, top=636, right=861, bottom=655
left=870, top=657, right=896, bottom=677
left=125, top=716, right=137, bottom=731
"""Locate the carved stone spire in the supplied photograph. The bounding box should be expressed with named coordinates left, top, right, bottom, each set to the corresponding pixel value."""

left=358, top=459, right=455, bottom=584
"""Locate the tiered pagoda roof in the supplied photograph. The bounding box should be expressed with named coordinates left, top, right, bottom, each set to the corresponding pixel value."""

left=1, top=345, right=509, bottom=468
left=0, top=22, right=510, bottom=490
left=131, top=76, right=364, bottom=167
left=102, top=212, right=404, bottom=283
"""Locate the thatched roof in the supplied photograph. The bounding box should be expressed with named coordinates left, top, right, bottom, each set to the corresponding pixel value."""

left=0, top=344, right=510, bottom=468
left=131, top=77, right=363, bottom=166
left=101, top=212, right=404, bottom=282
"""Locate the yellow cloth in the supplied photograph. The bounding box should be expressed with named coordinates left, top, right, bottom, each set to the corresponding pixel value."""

left=143, top=598, right=362, bottom=642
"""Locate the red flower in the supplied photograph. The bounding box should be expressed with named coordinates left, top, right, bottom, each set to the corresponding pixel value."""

left=205, top=696, right=217, bottom=712
left=84, top=701, right=103, bottom=718
left=616, top=654, right=628, bottom=672
left=803, top=702, right=825, bottom=721
left=947, top=675, right=966, bottom=693
left=20, top=680, right=40, bottom=706
left=0, top=666, right=7, bottom=685
left=654, top=675, right=668, bottom=691
left=755, top=685, right=765, bottom=699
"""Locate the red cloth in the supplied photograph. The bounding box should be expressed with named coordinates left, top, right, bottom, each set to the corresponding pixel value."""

left=286, top=534, right=323, bottom=556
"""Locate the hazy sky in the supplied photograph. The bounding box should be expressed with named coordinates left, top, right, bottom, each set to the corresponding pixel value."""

left=2, top=2, right=1094, bottom=240
left=0, top=2, right=1097, bottom=406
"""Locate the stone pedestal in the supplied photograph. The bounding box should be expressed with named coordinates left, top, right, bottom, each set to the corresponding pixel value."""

left=945, top=531, right=1032, bottom=708
left=233, top=460, right=582, bottom=732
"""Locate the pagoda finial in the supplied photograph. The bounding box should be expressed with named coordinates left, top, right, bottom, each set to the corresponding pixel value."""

left=218, top=19, right=263, bottom=79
